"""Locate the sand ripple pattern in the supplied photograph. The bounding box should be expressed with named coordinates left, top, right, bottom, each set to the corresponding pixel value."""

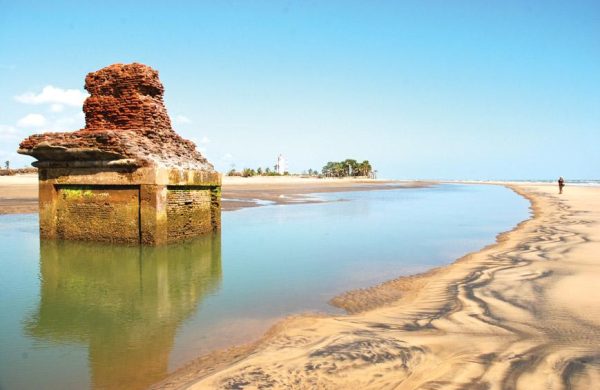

left=157, top=185, right=600, bottom=390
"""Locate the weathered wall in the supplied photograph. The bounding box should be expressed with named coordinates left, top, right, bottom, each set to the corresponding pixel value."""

left=56, top=186, right=140, bottom=243
left=37, top=167, right=221, bottom=245
left=167, top=187, right=212, bottom=242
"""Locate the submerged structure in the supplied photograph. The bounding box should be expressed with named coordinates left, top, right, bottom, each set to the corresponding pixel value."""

left=18, top=63, right=221, bottom=245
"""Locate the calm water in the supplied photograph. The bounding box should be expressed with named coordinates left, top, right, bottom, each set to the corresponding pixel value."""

left=0, top=184, right=529, bottom=389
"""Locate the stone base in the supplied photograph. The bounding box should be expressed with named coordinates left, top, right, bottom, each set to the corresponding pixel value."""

left=37, top=165, right=221, bottom=245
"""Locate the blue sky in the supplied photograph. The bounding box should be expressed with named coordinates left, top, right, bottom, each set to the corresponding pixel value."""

left=1, top=1, right=598, bottom=179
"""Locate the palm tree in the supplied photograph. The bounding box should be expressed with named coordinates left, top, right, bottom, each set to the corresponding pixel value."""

left=358, top=160, right=372, bottom=177
left=322, top=159, right=372, bottom=178
left=242, top=168, right=256, bottom=177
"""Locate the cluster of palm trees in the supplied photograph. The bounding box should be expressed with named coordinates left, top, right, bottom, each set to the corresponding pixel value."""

left=226, top=159, right=374, bottom=178
left=227, top=167, right=287, bottom=177
left=321, top=159, right=373, bottom=178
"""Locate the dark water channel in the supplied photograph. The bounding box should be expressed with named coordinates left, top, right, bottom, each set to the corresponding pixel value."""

left=0, top=184, right=530, bottom=389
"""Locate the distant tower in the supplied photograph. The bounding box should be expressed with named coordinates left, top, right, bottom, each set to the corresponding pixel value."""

left=275, top=154, right=287, bottom=175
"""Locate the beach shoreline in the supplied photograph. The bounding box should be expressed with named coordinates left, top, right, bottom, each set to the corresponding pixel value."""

left=0, top=174, right=432, bottom=214
left=2, top=176, right=598, bottom=388
left=153, top=183, right=600, bottom=389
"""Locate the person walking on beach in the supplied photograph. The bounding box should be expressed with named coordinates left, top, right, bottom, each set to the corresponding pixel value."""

left=558, top=177, right=565, bottom=194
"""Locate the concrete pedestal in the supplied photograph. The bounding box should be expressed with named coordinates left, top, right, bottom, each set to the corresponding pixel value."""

left=37, top=165, right=221, bottom=245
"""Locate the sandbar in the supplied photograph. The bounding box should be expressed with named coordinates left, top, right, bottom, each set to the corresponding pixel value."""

left=0, top=174, right=430, bottom=214
left=154, top=183, right=600, bottom=389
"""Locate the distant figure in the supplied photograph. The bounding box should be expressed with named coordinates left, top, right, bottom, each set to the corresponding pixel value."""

left=558, top=177, right=565, bottom=194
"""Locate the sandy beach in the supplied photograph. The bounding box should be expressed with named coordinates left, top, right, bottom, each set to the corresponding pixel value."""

left=0, top=174, right=39, bottom=215
left=0, top=174, right=428, bottom=214
left=2, top=177, right=598, bottom=388
left=152, top=183, right=600, bottom=389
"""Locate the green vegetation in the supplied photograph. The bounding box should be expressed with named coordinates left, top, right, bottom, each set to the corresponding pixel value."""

left=241, top=168, right=256, bottom=177
left=321, top=159, right=373, bottom=178
left=225, top=160, right=373, bottom=178
left=227, top=167, right=283, bottom=177
left=61, top=188, right=95, bottom=199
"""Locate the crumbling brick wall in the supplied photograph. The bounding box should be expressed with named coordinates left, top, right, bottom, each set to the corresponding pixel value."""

left=18, top=63, right=221, bottom=245
left=19, top=63, right=214, bottom=170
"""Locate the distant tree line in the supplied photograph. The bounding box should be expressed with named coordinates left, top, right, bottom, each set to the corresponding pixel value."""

left=227, top=166, right=289, bottom=177
left=321, top=159, right=374, bottom=178
left=225, top=159, right=375, bottom=178
left=0, top=160, right=38, bottom=176
left=303, top=168, right=320, bottom=176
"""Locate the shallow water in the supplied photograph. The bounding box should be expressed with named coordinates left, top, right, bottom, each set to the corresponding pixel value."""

left=0, top=184, right=529, bottom=389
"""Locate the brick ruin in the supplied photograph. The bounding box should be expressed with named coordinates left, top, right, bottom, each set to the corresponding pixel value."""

left=18, top=63, right=221, bottom=245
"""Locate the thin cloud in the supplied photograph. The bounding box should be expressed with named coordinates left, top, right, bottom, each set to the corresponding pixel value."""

left=15, top=85, right=88, bottom=107
left=0, top=124, right=18, bottom=135
left=189, top=136, right=210, bottom=154
left=14, top=111, right=84, bottom=132
left=46, top=112, right=85, bottom=132
left=175, top=115, right=192, bottom=124
left=17, top=113, right=46, bottom=128
left=0, top=124, right=19, bottom=141
left=0, top=125, right=21, bottom=163
left=49, top=103, right=64, bottom=113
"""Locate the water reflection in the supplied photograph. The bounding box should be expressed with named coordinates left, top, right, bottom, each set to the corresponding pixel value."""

left=24, top=235, right=222, bottom=390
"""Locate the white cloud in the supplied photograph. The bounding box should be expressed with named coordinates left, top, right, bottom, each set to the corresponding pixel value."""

left=0, top=125, right=21, bottom=163
left=50, top=103, right=64, bottom=113
left=175, top=115, right=192, bottom=124
left=221, top=153, right=234, bottom=161
left=189, top=135, right=210, bottom=152
left=15, top=85, right=88, bottom=107
left=0, top=124, right=17, bottom=135
left=46, top=112, right=85, bottom=132
left=0, top=125, right=19, bottom=141
left=14, top=111, right=83, bottom=132
left=17, top=113, right=46, bottom=128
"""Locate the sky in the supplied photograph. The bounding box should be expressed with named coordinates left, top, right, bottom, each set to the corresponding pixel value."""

left=0, top=1, right=598, bottom=180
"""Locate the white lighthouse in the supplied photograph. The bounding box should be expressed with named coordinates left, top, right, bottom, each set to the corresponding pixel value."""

left=275, top=154, right=287, bottom=175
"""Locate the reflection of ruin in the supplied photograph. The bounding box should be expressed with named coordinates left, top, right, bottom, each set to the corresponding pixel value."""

left=25, top=236, right=222, bottom=390
left=18, top=63, right=221, bottom=245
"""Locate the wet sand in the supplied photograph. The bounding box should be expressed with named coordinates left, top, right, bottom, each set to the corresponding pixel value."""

left=221, top=176, right=429, bottom=210
left=0, top=175, right=429, bottom=214
left=155, top=183, right=600, bottom=389
left=0, top=174, right=38, bottom=214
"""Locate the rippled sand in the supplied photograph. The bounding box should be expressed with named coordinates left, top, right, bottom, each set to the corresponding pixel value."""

left=157, top=184, right=600, bottom=389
